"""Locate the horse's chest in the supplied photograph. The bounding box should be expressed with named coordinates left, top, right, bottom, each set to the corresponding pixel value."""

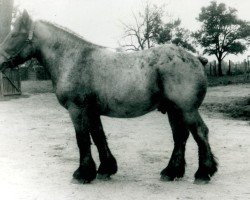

left=55, top=75, right=90, bottom=108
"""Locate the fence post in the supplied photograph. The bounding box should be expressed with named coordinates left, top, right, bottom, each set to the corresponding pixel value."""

left=0, top=72, right=3, bottom=96
left=227, top=60, right=231, bottom=75
left=245, top=59, right=249, bottom=80
left=248, top=56, right=250, bottom=73
left=213, top=61, right=217, bottom=76
left=245, top=59, right=247, bottom=74
left=209, top=63, right=212, bottom=76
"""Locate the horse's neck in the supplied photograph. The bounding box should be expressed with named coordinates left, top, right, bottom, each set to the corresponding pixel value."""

left=33, top=21, right=88, bottom=84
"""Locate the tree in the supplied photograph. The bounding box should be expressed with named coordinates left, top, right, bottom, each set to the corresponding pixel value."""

left=154, top=19, right=196, bottom=52
left=0, top=0, right=14, bottom=42
left=193, top=1, right=250, bottom=76
left=120, top=2, right=195, bottom=52
left=120, top=3, right=163, bottom=51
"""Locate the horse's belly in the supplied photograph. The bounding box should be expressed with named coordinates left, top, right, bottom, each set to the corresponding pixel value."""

left=99, top=90, right=160, bottom=118
left=101, top=101, right=158, bottom=118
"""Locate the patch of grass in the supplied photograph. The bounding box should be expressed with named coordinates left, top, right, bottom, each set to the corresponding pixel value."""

left=207, top=74, right=250, bottom=87
left=202, top=97, right=250, bottom=120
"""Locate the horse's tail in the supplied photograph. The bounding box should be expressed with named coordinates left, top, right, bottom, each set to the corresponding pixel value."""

left=198, top=56, right=208, bottom=67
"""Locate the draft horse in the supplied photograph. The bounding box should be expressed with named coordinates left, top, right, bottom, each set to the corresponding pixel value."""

left=0, top=11, right=217, bottom=184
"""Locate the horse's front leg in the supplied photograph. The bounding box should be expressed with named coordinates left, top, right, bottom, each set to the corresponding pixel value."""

left=68, top=103, right=96, bottom=183
left=89, top=112, right=117, bottom=179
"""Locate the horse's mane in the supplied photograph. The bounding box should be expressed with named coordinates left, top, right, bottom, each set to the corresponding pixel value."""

left=39, top=20, right=106, bottom=49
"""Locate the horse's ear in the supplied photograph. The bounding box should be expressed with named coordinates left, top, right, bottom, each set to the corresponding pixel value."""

left=21, top=9, right=31, bottom=29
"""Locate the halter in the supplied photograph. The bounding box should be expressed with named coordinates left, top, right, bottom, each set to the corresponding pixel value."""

left=0, top=21, right=35, bottom=70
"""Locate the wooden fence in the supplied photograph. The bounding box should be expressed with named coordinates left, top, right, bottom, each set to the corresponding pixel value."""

left=206, top=59, right=250, bottom=76
left=0, top=68, right=21, bottom=96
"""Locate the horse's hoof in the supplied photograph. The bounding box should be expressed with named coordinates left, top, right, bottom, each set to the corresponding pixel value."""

left=160, top=164, right=185, bottom=182
left=160, top=175, right=175, bottom=181
left=73, top=165, right=96, bottom=184
left=97, top=173, right=111, bottom=181
left=73, top=170, right=94, bottom=184
left=98, top=156, right=118, bottom=176
left=194, top=178, right=210, bottom=185
left=72, top=177, right=92, bottom=184
left=194, top=169, right=211, bottom=185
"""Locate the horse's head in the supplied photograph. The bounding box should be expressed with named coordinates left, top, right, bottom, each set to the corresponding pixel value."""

left=0, top=10, right=35, bottom=72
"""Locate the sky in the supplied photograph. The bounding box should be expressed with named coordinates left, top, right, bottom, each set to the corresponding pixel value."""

left=15, top=0, right=250, bottom=62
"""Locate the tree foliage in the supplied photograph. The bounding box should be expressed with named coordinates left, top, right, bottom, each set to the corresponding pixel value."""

left=193, top=1, right=250, bottom=76
left=120, top=3, right=195, bottom=52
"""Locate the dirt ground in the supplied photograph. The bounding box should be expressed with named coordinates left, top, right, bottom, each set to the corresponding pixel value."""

left=0, top=84, right=249, bottom=200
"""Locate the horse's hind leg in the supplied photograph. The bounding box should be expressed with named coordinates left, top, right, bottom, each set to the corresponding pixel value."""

left=89, top=113, right=117, bottom=179
left=68, top=103, right=97, bottom=183
left=161, top=106, right=190, bottom=181
left=183, top=110, right=218, bottom=183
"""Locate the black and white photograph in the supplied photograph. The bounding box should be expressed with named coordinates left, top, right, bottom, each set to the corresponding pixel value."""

left=0, top=0, right=249, bottom=199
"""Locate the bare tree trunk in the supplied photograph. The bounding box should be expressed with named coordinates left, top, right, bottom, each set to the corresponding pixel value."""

left=0, top=0, right=14, bottom=42
left=217, top=59, right=223, bottom=76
